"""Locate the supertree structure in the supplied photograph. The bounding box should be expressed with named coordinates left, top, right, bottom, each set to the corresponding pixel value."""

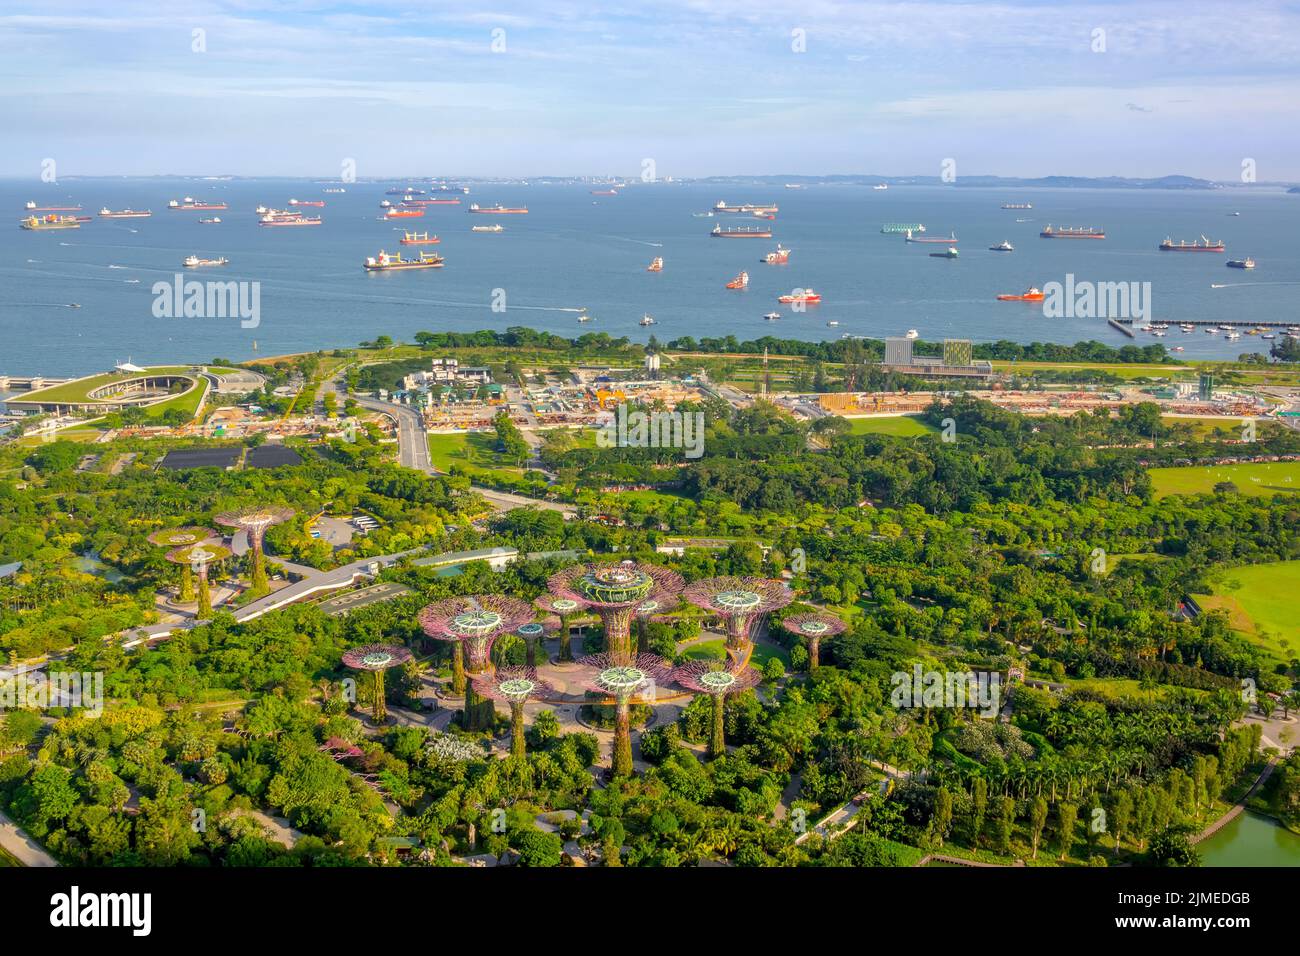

left=419, top=595, right=533, bottom=731
left=148, top=527, right=217, bottom=603
left=515, top=619, right=557, bottom=669
left=534, top=594, right=583, bottom=663
left=782, top=612, right=847, bottom=670
left=682, top=576, right=794, bottom=656
left=579, top=652, right=672, bottom=778
left=631, top=597, right=667, bottom=656
left=547, top=563, right=683, bottom=666
left=214, top=506, right=295, bottom=596
left=472, top=667, right=555, bottom=758
left=165, top=542, right=232, bottom=619
left=675, top=660, right=761, bottom=759
left=342, top=643, right=413, bottom=723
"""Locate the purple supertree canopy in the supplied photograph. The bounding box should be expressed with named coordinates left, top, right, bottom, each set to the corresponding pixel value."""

left=419, top=594, right=534, bottom=670
left=682, top=576, right=795, bottom=619
left=535, top=594, right=584, bottom=617
left=165, top=542, right=232, bottom=567
left=472, top=667, right=555, bottom=704
left=675, top=659, right=762, bottom=697
left=148, top=527, right=217, bottom=548
left=341, top=643, right=413, bottom=671
left=578, top=653, right=673, bottom=702
left=782, top=612, right=847, bottom=640
left=547, top=562, right=684, bottom=610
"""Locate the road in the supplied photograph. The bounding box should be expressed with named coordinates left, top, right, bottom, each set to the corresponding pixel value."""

left=349, top=392, right=434, bottom=472
left=0, top=808, right=58, bottom=867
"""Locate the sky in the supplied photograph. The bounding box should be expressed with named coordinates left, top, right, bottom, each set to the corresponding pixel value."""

left=2, top=0, right=1299, bottom=180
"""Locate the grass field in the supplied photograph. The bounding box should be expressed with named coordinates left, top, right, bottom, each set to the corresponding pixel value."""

left=20, top=366, right=196, bottom=403
left=426, top=431, right=523, bottom=475
left=845, top=415, right=936, bottom=437
left=1149, top=461, right=1300, bottom=498
left=1196, top=560, right=1300, bottom=661
left=990, top=361, right=1190, bottom=380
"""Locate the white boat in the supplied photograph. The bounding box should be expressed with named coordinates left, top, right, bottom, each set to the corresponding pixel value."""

left=183, top=255, right=228, bottom=267
left=471, top=224, right=504, bottom=233
left=873, top=184, right=888, bottom=190
left=764, top=312, right=780, bottom=321
left=905, top=329, right=919, bottom=339
left=640, top=313, right=656, bottom=326
left=989, top=240, right=1014, bottom=252
left=827, top=321, right=839, bottom=327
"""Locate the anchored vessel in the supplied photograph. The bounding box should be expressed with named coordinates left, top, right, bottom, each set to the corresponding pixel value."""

left=712, top=224, right=772, bottom=238
left=469, top=203, right=528, bottom=214
left=260, top=213, right=321, bottom=226
left=881, top=223, right=925, bottom=234
left=1226, top=257, right=1256, bottom=269
left=24, top=201, right=81, bottom=212
left=1160, top=235, right=1225, bottom=252
left=930, top=247, right=960, bottom=258
left=763, top=245, right=791, bottom=264
left=399, top=231, right=440, bottom=245
left=471, top=224, right=504, bottom=233
left=906, top=229, right=957, bottom=244
left=1001, top=202, right=1033, bottom=209
left=385, top=207, right=423, bottom=218
left=714, top=200, right=779, bottom=214
left=725, top=271, right=750, bottom=289
left=288, top=198, right=325, bottom=207
left=183, top=255, right=228, bottom=267
left=363, top=249, right=444, bottom=271
left=20, top=214, right=80, bottom=230
left=997, top=287, right=1045, bottom=301
left=169, top=197, right=228, bottom=211
left=989, top=240, right=1014, bottom=252
left=777, top=289, right=821, bottom=304
left=647, top=257, right=663, bottom=272
left=1040, top=224, right=1105, bottom=239
left=99, top=207, right=152, bottom=218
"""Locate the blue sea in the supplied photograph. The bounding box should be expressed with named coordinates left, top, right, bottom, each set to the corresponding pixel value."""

left=2, top=178, right=1297, bottom=377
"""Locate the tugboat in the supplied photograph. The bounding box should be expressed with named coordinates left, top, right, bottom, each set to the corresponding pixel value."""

left=639, top=313, right=656, bottom=326
left=989, top=240, right=1014, bottom=252
left=1226, top=257, right=1256, bottom=269
left=777, top=289, right=821, bottom=304
left=647, top=257, right=663, bottom=272
left=996, top=287, right=1045, bottom=301
left=725, top=271, right=750, bottom=289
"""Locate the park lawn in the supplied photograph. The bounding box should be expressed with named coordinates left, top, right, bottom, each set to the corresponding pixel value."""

left=682, top=639, right=727, bottom=662
left=1161, top=416, right=1254, bottom=440
left=990, top=361, right=1188, bottom=380
left=609, top=488, right=690, bottom=507
left=1197, top=560, right=1300, bottom=660
left=1149, top=461, right=1300, bottom=499
left=426, top=431, right=524, bottom=476
left=845, top=415, right=936, bottom=437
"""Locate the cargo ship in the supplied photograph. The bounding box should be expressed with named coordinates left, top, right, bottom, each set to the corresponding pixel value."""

left=906, top=230, right=957, bottom=243
left=714, top=201, right=778, bottom=214
left=183, top=255, right=228, bottom=267
left=725, top=271, right=750, bottom=289
left=363, top=249, right=444, bottom=271
left=763, top=245, right=791, bottom=264
left=930, top=247, right=959, bottom=259
left=989, top=240, right=1014, bottom=252
left=591, top=189, right=619, bottom=196
left=99, top=207, right=152, bottom=218
left=385, top=207, right=424, bottom=219
left=25, top=201, right=82, bottom=212
left=468, top=203, right=528, bottom=214
left=401, top=197, right=460, bottom=205
left=323, top=187, right=346, bottom=194
left=1160, top=235, right=1225, bottom=252
left=399, top=231, right=440, bottom=245
left=881, top=223, right=925, bottom=234
left=712, top=224, right=772, bottom=238
left=1226, top=257, right=1256, bottom=269
left=168, top=197, right=228, bottom=211
left=1040, top=224, right=1105, bottom=239
left=20, top=214, right=80, bottom=230
left=260, top=214, right=321, bottom=226
left=777, top=289, right=821, bottom=304
left=288, top=198, right=325, bottom=207
left=199, top=217, right=221, bottom=224
left=471, top=224, right=504, bottom=233
left=1001, top=203, right=1033, bottom=209
left=647, top=257, right=663, bottom=272
left=387, top=187, right=424, bottom=195
left=996, top=287, right=1044, bottom=301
